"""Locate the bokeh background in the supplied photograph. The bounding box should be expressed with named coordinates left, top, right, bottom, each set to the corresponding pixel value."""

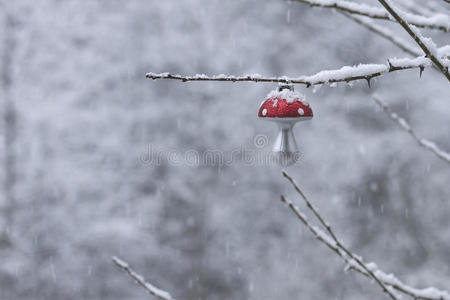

left=0, top=0, right=449, bottom=299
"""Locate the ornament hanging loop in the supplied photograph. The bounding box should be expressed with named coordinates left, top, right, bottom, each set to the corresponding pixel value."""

left=278, top=81, right=294, bottom=92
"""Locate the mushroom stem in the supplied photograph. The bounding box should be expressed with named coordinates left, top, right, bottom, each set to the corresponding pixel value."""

left=272, top=121, right=301, bottom=166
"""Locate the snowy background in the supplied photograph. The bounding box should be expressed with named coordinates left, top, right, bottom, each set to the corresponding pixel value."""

left=0, top=0, right=449, bottom=299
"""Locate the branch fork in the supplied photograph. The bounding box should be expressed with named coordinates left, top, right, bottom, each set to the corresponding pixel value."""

left=281, top=171, right=450, bottom=300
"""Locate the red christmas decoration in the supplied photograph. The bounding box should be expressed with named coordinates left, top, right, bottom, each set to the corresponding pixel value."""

left=258, top=84, right=313, bottom=166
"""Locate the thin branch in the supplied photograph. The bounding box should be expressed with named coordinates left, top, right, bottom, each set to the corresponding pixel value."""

left=340, top=13, right=447, bottom=73
left=377, top=0, right=450, bottom=81
left=279, top=195, right=349, bottom=259
left=281, top=172, right=398, bottom=300
left=340, top=12, right=420, bottom=57
left=291, top=0, right=450, bottom=32
left=281, top=172, right=450, bottom=300
left=372, top=96, right=450, bottom=165
left=112, top=256, right=175, bottom=300
left=147, top=55, right=445, bottom=87
left=282, top=172, right=336, bottom=242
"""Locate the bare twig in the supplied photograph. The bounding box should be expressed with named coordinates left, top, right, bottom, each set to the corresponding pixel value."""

left=281, top=172, right=398, bottom=300
left=377, top=0, right=450, bottom=81
left=372, top=96, right=450, bottom=165
left=112, top=256, right=175, bottom=300
left=291, top=0, right=450, bottom=32
left=147, top=55, right=445, bottom=87
left=281, top=172, right=450, bottom=300
left=280, top=195, right=347, bottom=259
left=340, top=12, right=420, bottom=57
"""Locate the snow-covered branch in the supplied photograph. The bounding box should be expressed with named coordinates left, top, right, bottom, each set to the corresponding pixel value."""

left=281, top=171, right=450, bottom=300
left=372, top=96, right=450, bottom=165
left=291, top=0, right=450, bottom=32
left=340, top=13, right=420, bottom=57
left=377, top=0, right=450, bottom=81
left=147, top=55, right=446, bottom=87
left=281, top=171, right=398, bottom=300
left=112, top=256, right=175, bottom=300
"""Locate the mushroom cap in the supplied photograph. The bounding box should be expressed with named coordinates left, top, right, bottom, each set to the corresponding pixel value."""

left=258, top=89, right=313, bottom=120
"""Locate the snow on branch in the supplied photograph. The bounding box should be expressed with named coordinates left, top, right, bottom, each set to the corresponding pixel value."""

left=340, top=13, right=420, bottom=57
left=281, top=171, right=450, bottom=300
left=372, top=96, right=450, bottom=165
left=439, top=45, right=450, bottom=59
left=281, top=172, right=398, bottom=300
left=147, top=55, right=446, bottom=87
left=291, top=0, right=450, bottom=32
left=112, top=256, right=175, bottom=300
left=377, top=0, right=450, bottom=81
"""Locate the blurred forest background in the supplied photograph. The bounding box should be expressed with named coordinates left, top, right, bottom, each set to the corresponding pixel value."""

left=0, top=0, right=449, bottom=299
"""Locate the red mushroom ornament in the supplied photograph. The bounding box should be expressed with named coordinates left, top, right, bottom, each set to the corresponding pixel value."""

left=258, top=84, right=313, bottom=166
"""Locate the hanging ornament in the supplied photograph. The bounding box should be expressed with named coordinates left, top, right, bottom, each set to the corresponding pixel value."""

left=258, top=84, right=313, bottom=166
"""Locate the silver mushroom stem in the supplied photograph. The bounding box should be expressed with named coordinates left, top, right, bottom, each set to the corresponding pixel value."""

left=272, top=119, right=301, bottom=166
left=259, top=83, right=310, bottom=167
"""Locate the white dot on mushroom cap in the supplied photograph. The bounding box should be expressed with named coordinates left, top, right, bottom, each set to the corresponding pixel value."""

left=303, top=101, right=309, bottom=106
left=298, top=108, right=304, bottom=116
left=262, top=108, right=267, bottom=116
